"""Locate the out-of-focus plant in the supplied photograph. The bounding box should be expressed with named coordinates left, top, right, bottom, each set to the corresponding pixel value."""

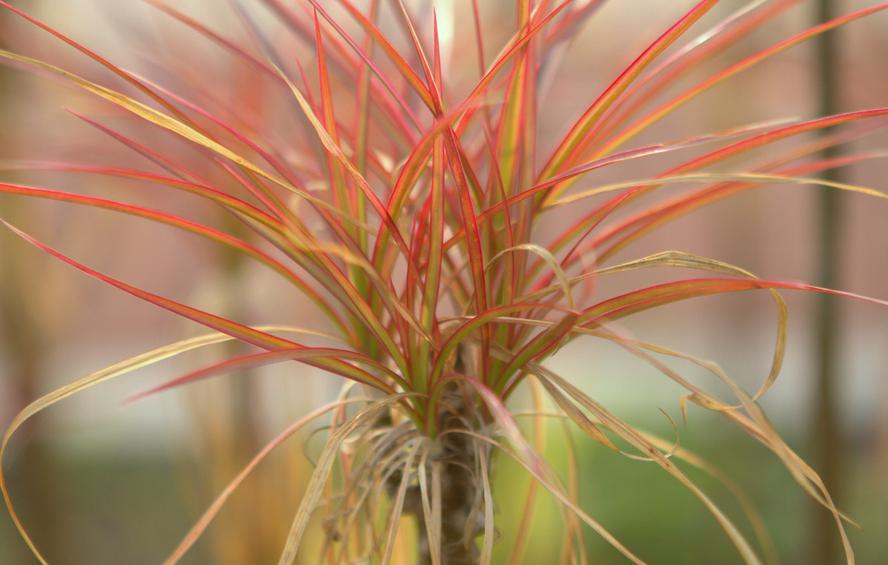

left=1, top=1, right=887, bottom=563
left=0, top=5, right=74, bottom=560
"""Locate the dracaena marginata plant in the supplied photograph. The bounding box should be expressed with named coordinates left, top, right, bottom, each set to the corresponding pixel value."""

left=2, top=0, right=887, bottom=563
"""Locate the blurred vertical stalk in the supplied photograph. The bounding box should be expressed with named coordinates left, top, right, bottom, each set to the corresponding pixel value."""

left=214, top=216, right=268, bottom=563
left=811, top=0, right=842, bottom=563
left=184, top=204, right=278, bottom=563
left=0, top=6, right=61, bottom=559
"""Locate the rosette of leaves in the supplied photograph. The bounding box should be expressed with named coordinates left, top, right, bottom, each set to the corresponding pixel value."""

left=1, top=1, right=887, bottom=563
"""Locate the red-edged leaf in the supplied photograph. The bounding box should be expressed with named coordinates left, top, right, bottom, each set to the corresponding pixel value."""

left=597, top=3, right=888, bottom=158
left=578, top=0, right=798, bottom=156
left=1, top=220, right=299, bottom=350
left=538, top=0, right=719, bottom=182
left=0, top=0, right=208, bottom=134
left=128, top=348, right=398, bottom=403
left=581, top=278, right=888, bottom=328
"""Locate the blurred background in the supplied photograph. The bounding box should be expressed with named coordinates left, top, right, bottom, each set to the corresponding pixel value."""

left=1, top=1, right=886, bottom=563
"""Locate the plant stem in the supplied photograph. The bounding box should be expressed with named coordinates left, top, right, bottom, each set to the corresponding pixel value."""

left=811, top=0, right=843, bottom=563
left=403, top=380, right=485, bottom=564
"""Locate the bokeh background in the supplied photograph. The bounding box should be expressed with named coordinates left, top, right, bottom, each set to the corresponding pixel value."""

left=1, top=1, right=886, bottom=563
